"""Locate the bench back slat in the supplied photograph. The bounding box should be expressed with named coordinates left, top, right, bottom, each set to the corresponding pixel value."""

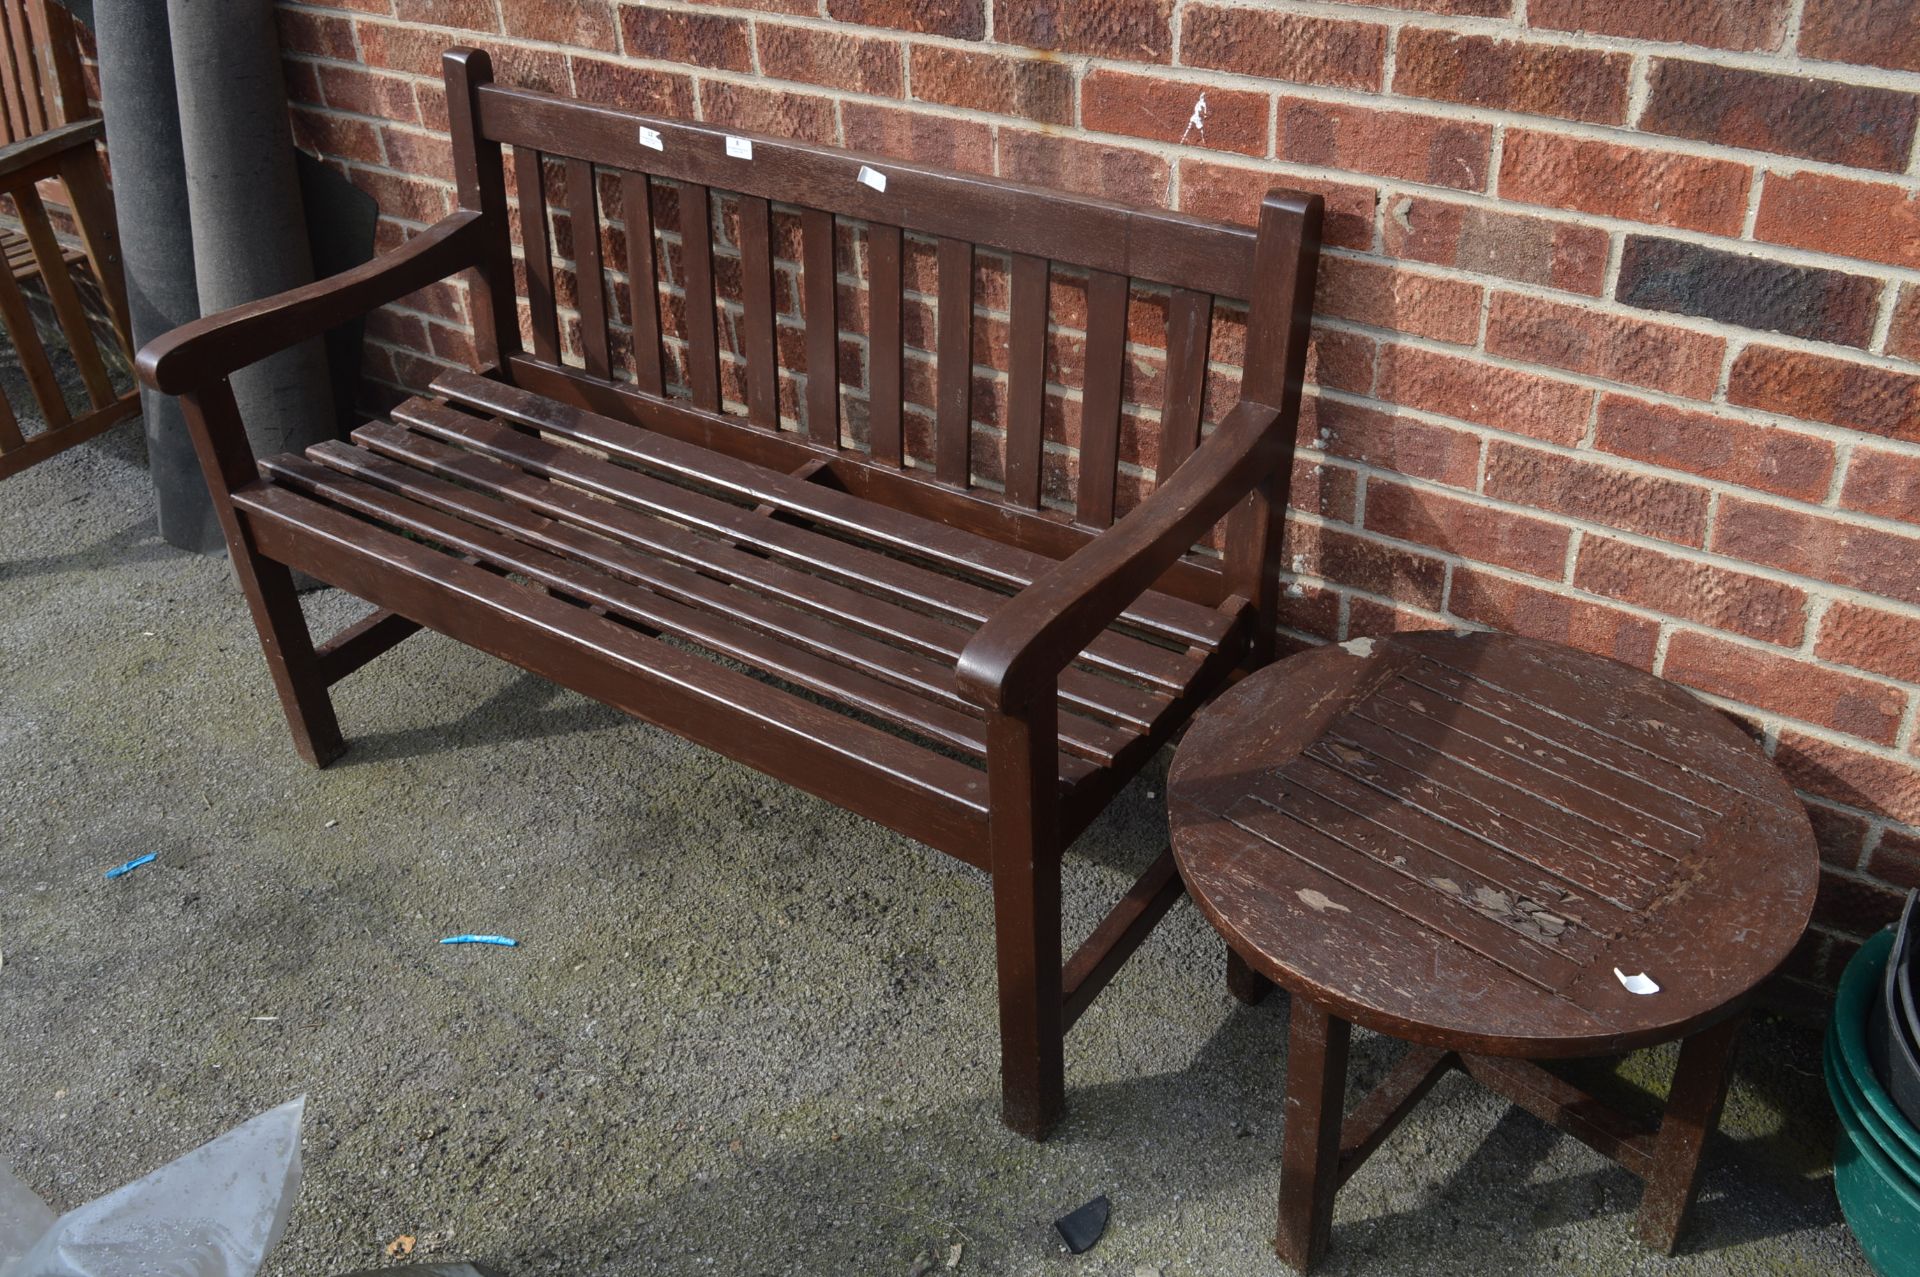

left=451, top=55, right=1318, bottom=613
left=866, top=223, right=904, bottom=467
left=564, top=158, right=611, bottom=380
left=1003, top=252, right=1048, bottom=510
left=800, top=207, right=838, bottom=447
left=511, top=146, right=559, bottom=363
left=620, top=171, right=665, bottom=397
left=677, top=180, right=721, bottom=412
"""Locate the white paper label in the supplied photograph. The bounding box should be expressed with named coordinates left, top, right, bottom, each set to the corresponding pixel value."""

left=725, top=135, right=753, bottom=160
left=638, top=126, right=664, bottom=151
left=856, top=164, right=887, bottom=192
left=1614, top=968, right=1660, bottom=995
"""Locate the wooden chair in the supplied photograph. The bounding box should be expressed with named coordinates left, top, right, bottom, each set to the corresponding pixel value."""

left=137, top=48, right=1323, bottom=1137
left=0, top=0, right=138, bottom=480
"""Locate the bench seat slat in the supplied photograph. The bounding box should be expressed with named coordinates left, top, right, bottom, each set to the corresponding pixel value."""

left=432, top=369, right=1233, bottom=650
left=389, top=396, right=1205, bottom=692
left=338, top=419, right=1171, bottom=732
left=262, top=451, right=1118, bottom=775
left=233, top=480, right=993, bottom=860
left=276, top=445, right=1132, bottom=768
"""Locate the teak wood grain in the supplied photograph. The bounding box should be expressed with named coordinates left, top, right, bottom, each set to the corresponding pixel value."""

left=135, top=47, right=1324, bottom=1139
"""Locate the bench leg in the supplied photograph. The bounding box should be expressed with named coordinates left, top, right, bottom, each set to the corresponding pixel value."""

left=231, top=537, right=346, bottom=769
left=1635, top=1011, right=1745, bottom=1254
left=987, top=704, right=1065, bottom=1140
left=1276, top=997, right=1349, bottom=1273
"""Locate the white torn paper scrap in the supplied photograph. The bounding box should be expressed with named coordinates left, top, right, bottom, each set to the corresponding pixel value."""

left=638, top=126, right=664, bottom=151
left=1614, top=967, right=1660, bottom=995
left=1339, top=636, right=1376, bottom=658
left=857, top=164, right=887, bottom=192
left=725, top=135, right=753, bottom=159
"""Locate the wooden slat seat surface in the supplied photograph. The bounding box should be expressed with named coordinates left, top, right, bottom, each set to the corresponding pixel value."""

left=235, top=382, right=1248, bottom=856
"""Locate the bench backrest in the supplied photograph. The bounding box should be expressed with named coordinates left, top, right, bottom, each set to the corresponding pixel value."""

left=443, top=51, right=1319, bottom=612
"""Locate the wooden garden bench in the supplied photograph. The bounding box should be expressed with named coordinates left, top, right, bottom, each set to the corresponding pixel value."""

left=136, top=49, right=1322, bottom=1138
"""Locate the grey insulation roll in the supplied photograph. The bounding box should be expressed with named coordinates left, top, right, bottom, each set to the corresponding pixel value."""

left=166, top=0, right=337, bottom=524
left=92, top=0, right=210, bottom=550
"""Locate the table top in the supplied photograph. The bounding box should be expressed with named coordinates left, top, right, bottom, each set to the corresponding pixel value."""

left=1168, top=632, right=1818, bottom=1058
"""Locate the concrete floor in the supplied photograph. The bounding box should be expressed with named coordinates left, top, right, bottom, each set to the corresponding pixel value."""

left=0, top=417, right=1875, bottom=1276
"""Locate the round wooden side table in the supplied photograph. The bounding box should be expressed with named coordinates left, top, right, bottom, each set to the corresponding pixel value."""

left=1167, top=631, right=1817, bottom=1272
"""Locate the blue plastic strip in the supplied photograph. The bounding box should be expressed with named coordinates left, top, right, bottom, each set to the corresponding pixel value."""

left=104, top=852, right=157, bottom=879
left=439, top=934, right=518, bottom=947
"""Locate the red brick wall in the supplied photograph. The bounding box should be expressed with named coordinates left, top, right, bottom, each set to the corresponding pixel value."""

left=272, top=0, right=1920, bottom=993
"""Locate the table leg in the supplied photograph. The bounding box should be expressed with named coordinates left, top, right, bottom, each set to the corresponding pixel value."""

left=1635, top=1011, right=1746, bottom=1254
left=1276, top=997, right=1350, bottom=1273
left=1228, top=948, right=1274, bottom=1005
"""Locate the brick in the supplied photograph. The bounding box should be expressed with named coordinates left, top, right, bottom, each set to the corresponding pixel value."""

left=292, top=109, right=384, bottom=166
left=843, top=102, right=992, bottom=173
left=1889, top=286, right=1920, bottom=364
left=1290, top=455, right=1361, bottom=521
left=1530, top=0, right=1791, bottom=52
left=1392, top=29, right=1629, bottom=124
left=1713, top=494, right=1920, bottom=607
left=1485, top=293, right=1724, bottom=399
left=1448, top=568, right=1660, bottom=668
left=348, top=167, right=452, bottom=224
left=826, top=0, right=983, bottom=38
left=907, top=45, right=1071, bottom=124
left=1276, top=98, right=1491, bottom=192
left=1180, top=4, right=1386, bottom=91
left=1573, top=537, right=1806, bottom=643
left=1592, top=394, right=1836, bottom=503
left=618, top=6, right=751, bottom=72
left=502, top=0, right=618, bottom=49
left=394, top=0, right=497, bottom=29
left=700, top=81, right=837, bottom=143
left=1316, top=257, right=1482, bottom=345
left=1304, top=396, right=1482, bottom=488
left=1305, top=330, right=1377, bottom=396
left=1376, top=343, right=1592, bottom=445
left=1640, top=60, right=1917, bottom=172
left=1777, top=730, right=1920, bottom=827
left=1753, top=172, right=1920, bottom=272
left=684, top=0, right=812, bottom=11
left=1082, top=71, right=1266, bottom=156
left=1500, top=130, right=1750, bottom=235
left=317, top=65, right=418, bottom=122
left=1817, top=600, right=1920, bottom=683
left=1381, top=194, right=1607, bottom=295
left=278, top=9, right=356, bottom=59
left=1364, top=480, right=1571, bottom=576
left=1727, top=345, right=1920, bottom=444
left=1615, top=236, right=1879, bottom=348
left=756, top=24, right=902, bottom=97
left=1348, top=596, right=1454, bottom=638
left=1808, top=802, right=1871, bottom=868
left=1839, top=447, right=1920, bottom=522
left=570, top=57, right=696, bottom=117
left=1801, top=0, right=1920, bottom=74
left=995, top=0, right=1172, bottom=61
left=1867, top=829, right=1920, bottom=891
left=1667, top=631, right=1903, bottom=741
left=1180, top=159, right=1376, bottom=250
left=1813, top=867, right=1909, bottom=934
left=379, top=126, right=457, bottom=183
left=359, top=24, right=570, bottom=90
left=999, top=129, right=1168, bottom=207
left=1485, top=440, right=1711, bottom=545
left=1286, top=520, right=1448, bottom=609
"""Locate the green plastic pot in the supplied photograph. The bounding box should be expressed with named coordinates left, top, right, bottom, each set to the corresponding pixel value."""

left=1829, top=931, right=1920, bottom=1276
left=1830, top=1030, right=1920, bottom=1186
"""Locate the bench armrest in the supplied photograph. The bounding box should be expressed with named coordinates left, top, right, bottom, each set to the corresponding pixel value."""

left=136, top=209, right=489, bottom=396
left=0, top=119, right=102, bottom=182
left=956, top=397, right=1290, bottom=713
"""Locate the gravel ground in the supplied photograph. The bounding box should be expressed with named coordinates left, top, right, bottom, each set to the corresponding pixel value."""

left=0, top=406, right=1873, bottom=1276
